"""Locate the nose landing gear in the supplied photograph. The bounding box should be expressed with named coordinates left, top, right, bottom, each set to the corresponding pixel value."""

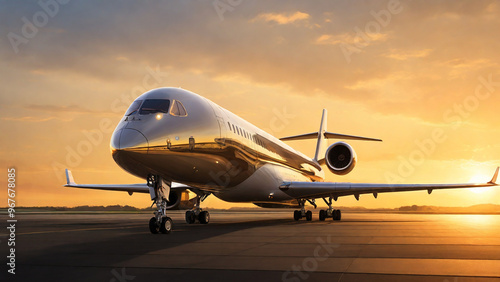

left=147, top=174, right=173, bottom=234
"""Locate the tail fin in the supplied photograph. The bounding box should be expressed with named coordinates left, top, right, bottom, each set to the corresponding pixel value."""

left=314, top=109, right=328, bottom=162
left=279, top=109, right=382, bottom=163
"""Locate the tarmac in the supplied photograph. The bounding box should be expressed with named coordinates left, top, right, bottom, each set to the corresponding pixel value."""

left=1, top=211, right=500, bottom=281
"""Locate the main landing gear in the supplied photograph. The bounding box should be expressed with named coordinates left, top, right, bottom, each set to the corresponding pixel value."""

left=318, top=197, right=342, bottom=221
left=293, top=197, right=342, bottom=221
left=185, top=192, right=211, bottom=224
left=293, top=199, right=315, bottom=221
left=147, top=174, right=173, bottom=234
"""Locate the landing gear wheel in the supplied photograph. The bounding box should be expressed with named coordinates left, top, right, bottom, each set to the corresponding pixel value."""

left=160, top=217, right=173, bottom=234
left=199, top=211, right=210, bottom=224
left=149, top=217, right=159, bottom=234
left=293, top=210, right=301, bottom=221
left=185, top=210, right=196, bottom=224
left=148, top=174, right=173, bottom=234
left=333, top=210, right=342, bottom=221
left=306, top=210, right=312, bottom=221
left=319, top=210, right=326, bottom=221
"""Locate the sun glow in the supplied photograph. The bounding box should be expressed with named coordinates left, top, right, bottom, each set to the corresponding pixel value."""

left=456, top=215, right=497, bottom=226
left=467, top=174, right=491, bottom=194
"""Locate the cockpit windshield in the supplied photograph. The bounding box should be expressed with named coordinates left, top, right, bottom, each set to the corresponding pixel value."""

left=125, top=100, right=142, bottom=116
left=139, top=99, right=171, bottom=115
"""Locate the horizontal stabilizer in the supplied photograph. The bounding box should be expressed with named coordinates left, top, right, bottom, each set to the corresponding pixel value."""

left=280, top=131, right=382, bottom=142
left=279, top=132, right=318, bottom=141
left=279, top=109, right=381, bottom=162
left=324, top=132, right=382, bottom=142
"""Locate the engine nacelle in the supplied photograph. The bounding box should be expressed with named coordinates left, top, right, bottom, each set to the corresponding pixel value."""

left=325, top=141, right=357, bottom=175
left=166, top=189, right=196, bottom=210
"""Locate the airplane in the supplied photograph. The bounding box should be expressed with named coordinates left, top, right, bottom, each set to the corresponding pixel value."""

left=64, top=87, right=499, bottom=234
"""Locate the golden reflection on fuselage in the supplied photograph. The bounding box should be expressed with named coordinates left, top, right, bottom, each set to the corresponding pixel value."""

left=111, top=88, right=324, bottom=191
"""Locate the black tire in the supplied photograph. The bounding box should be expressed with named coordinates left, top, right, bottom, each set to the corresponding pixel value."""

left=333, top=210, right=342, bottom=221
left=199, top=211, right=210, bottom=224
left=319, top=210, right=326, bottom=221
left=160, top=217, right=173, bottom=234
left=293, top=210, right=301, bottom=221
left=306, top=210, right=312, bottom=221
left=149, top=217, right=159, bottom=234
left=185, top=211, right=196, bottom=224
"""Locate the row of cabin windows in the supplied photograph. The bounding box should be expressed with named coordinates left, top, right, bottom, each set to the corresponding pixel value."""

left=227, top=122, right=266, bottom=148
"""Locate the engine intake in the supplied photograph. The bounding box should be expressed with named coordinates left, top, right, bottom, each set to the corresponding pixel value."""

left=166, top=189, right=195, bottom=210
left=325, top=142, right=357, bottom=175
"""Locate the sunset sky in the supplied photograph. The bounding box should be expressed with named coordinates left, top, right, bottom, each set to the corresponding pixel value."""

left=1, top=0, right=499, bottom=209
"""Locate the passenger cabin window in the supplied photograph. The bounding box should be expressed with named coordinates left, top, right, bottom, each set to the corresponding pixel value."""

left=139, top=99, right=170, bottom=115
left=170, top=100, right=187, bottom=117
left=125, top=100, right=143, bottom=116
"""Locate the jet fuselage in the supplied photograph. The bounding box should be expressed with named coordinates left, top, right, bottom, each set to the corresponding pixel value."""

left=110, top=88, right=324, bottom=203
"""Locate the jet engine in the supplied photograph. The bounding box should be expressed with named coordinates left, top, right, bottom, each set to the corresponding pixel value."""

left=166, top=189, right=196, bottom=210
left=325, top=141, right=357, bottom=175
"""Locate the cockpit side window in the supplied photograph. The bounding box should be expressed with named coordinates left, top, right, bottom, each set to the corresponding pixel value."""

left=125, top=100, right=143, bottom=116
left=139, top=99, right=170, bottom=115
left=178, top=101, right=187, bottom=116
left=170, top=100, right=188, bottom=117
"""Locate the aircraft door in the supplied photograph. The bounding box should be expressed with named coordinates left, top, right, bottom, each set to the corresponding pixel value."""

left=210, top=103, right=227, bottom=148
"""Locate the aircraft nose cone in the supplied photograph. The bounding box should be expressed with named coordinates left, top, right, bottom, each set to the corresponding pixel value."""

left=111, top=128, right=149, bottom=150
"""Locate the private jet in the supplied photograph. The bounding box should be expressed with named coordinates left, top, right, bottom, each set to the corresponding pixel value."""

left=64, top=87, right=499, bottom=234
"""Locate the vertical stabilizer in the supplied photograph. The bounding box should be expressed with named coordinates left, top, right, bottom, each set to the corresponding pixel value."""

left=313, top=109, right=328, bottom=162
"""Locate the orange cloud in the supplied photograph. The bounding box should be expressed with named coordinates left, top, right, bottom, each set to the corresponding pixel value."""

left=252, top=11, right=309, bottom=24
left=384, top=49, right=432, bottom=60
left=315, top=32, right=389, bottom=46
left=1, top=116, right=59, bottom=122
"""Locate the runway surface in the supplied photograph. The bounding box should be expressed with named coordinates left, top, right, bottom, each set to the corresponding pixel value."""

left=2, top=211, right=500, bottom=281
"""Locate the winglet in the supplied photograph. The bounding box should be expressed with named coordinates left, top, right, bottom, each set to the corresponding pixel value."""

left=65, top=169, right=76, bottom=186
left=489, top=167, right=499, bottom=184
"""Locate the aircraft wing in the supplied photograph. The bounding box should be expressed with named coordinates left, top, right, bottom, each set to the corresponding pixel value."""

left=63, top=169, right=190, bottom=194
left=279, top=167, right=499, bottom=200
